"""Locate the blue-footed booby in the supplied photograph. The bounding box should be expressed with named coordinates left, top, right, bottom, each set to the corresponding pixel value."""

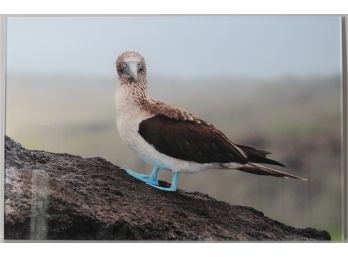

left=114, top=51, right=305, bottom=191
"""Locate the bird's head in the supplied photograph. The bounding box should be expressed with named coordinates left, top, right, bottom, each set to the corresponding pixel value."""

left=116, top=51, right=146, bottom=83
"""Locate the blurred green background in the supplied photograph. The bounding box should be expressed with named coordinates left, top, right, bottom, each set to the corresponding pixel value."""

left=5, top=16, right=344, bottom=240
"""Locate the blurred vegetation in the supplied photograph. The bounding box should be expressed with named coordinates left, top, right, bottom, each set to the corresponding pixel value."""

left=6, top=73, right=344, bottom=240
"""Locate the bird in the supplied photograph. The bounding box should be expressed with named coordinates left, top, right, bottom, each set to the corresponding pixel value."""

left=114, top=51, right=306, bottom=191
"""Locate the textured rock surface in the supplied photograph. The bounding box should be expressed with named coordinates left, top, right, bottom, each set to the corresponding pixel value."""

left=4, top=136, right=331, bottom=241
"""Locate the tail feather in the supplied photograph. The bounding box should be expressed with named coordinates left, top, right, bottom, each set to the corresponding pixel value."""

left=238, top=163, right=307, bottom=180
left=235, top=144, right=285, bottom=167
left=245, top=156, right=286, bottom=167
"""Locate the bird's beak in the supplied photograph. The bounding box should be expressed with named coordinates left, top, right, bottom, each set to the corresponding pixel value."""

left=126, top=62, right=138, bottom=81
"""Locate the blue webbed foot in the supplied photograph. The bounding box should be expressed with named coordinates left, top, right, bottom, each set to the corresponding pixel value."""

left=125, top=167, right=159, bottom=186
left=125, top=167, right=180, bottom=192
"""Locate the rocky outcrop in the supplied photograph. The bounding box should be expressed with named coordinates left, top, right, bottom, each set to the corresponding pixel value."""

left=4, top=136, right=330, bottom=240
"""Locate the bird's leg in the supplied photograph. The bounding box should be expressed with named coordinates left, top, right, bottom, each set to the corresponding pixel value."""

left=148, top=166, right=160, bottom=185
left=169, top=172, right=180, bottom=191
left=125, top=166, right=160, bottom=186
left=152, top=171, right=180, bottom=192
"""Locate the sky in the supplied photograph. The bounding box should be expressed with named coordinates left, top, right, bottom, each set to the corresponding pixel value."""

left=7, top=15, right=342, bottom=79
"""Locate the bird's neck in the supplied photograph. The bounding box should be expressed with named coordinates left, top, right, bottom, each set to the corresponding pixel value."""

left=119, top=78, right=148, bottom=102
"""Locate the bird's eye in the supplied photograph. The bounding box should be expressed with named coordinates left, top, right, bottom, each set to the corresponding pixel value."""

left=122, top=62, right=127, bottom=69
left=138, top=62, right=143, bottom=70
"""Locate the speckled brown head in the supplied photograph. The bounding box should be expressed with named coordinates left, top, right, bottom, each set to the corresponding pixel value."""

left=116, top=51, right=147, bottom=84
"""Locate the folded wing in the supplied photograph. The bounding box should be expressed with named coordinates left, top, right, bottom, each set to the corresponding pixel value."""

left=138, top=114, right=248, bottom=164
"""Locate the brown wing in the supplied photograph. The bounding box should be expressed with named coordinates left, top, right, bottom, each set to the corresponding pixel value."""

left=138, top=114, right=248, bottom=164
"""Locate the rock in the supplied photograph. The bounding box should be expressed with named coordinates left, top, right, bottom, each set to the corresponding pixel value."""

left=4, top=136, right=331, bottom=241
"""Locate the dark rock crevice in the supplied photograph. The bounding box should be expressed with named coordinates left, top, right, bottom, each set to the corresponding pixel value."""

left=4, top=136, right=330, bottom=241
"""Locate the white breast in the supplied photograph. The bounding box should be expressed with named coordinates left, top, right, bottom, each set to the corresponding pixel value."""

left=115, top=86, right=152, bottom=152
left=114, top=85, right=235, bottom=173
